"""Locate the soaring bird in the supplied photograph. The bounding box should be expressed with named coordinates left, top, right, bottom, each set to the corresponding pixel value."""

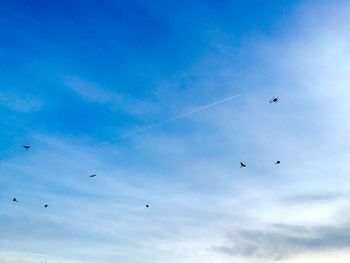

left=240, top=162, right=246, bottom=168
left=23, top=145, right=30, bottom=150
left=13, top=198, right=18, bottom=202
left=269, top=97, right=278, bottom=103
left=44, top=204, right=49, bottom=208
left=146, top=204, right=149, bottom=208
left=275, top=161, right=281, bottom=165
left=89, top=174, right=97, bottom=178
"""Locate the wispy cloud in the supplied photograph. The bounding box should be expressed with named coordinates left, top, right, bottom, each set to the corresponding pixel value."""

left=63, top=76, right=159, bottom=117
left=0, top=92, right=43, bottom=112
left=63, top=76, right=123, bottom=105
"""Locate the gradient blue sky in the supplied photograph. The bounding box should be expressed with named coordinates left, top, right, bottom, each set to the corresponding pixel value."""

left=2, top=1, right=350, bottom=262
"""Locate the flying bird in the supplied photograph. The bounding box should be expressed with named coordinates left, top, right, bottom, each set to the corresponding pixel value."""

left=275, top=161, right=281, bottom=165
left=44, top=204, right=49, bottom=208
left=23, top=145, right=30, bottom=150
left=89, top=174, right=96, bottom=178
left=240, top=162, right=246, bottom=168
left=146, top=204, right=149, bottom=208
left=13, top=198, right=18, bottom=202
left=269, top=97, right=279, bottom=103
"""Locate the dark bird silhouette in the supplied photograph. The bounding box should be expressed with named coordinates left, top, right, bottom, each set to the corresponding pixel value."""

left=146, top=204, right=149, bottom=208
left=44, top=204, right=49, bottom=208
left=13, top=198, right=18, bottom=202
left=89, top=174, right=96, bottom=178
left=23, top=145, right=30, bottom=150
left=269, top=97, right=279, bottom=103
left=275, top=161, right=281, bottom=165
left=240, top=162, right=246, bottom=168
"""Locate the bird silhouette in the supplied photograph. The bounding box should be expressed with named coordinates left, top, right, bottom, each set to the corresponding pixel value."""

left=146, top=204, right=149, bottom=208
left=89, top=174, right=96, bottom=178
left=275, top=161, right=281, bottom=165
left=13, top=198, right=18, bottom=202
left=269, top=97, right=278, bottom=103
left=23, top=145, right=30, bottom=150
left=44, top=204, right=49, bottom=208
left=240, top=162, right=246, bottom=168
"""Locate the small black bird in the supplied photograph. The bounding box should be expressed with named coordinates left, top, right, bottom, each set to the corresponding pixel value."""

left=146, top=204, right=149, bottom=208
left=275, top=161, right=281, bottom=165
left=13, top=198, right=18, bottom=202
left=269, top=97, right=279, bottom=103
left=44, top=204, right=49, bottom=208
left=240, top=162, right=246, bottom=168
left=89, top=174, right=96, bottom=178
left=23, top=145, right=30, bottom=150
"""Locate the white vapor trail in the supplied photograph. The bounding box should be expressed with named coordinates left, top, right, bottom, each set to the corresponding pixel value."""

left=118, top=94, right=241, bottom=139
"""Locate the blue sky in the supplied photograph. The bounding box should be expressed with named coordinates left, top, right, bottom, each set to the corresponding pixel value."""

left=2, top=0, right=350, bottom=262
left=0, top=0, right=296, bottom=147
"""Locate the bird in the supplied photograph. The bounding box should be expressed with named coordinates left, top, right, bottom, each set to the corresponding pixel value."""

left=23, top=145, right=30, bottom=150
left=44, top=204, right=49, bottom=208
left=89, top=174, right=97, bottom=178
left=13, top=198, right=18, bottom=202
left=240, top=162, right=246, bottom=168
left=269, top=97, right=278, bottom=103
left=275, top=161, right=281, bottom=165
left=146, top=204, right=149, bottom=208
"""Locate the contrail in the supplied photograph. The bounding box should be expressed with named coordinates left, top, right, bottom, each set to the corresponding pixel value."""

left=118, top=94, right=241, bottom=139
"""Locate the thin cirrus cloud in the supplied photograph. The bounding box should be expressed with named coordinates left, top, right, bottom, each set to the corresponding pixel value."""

left=63, top=76, right=159, bottom=116
left=0, top=92, right=43, bottom=113
left=63, top=76, right=123, bottom=106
